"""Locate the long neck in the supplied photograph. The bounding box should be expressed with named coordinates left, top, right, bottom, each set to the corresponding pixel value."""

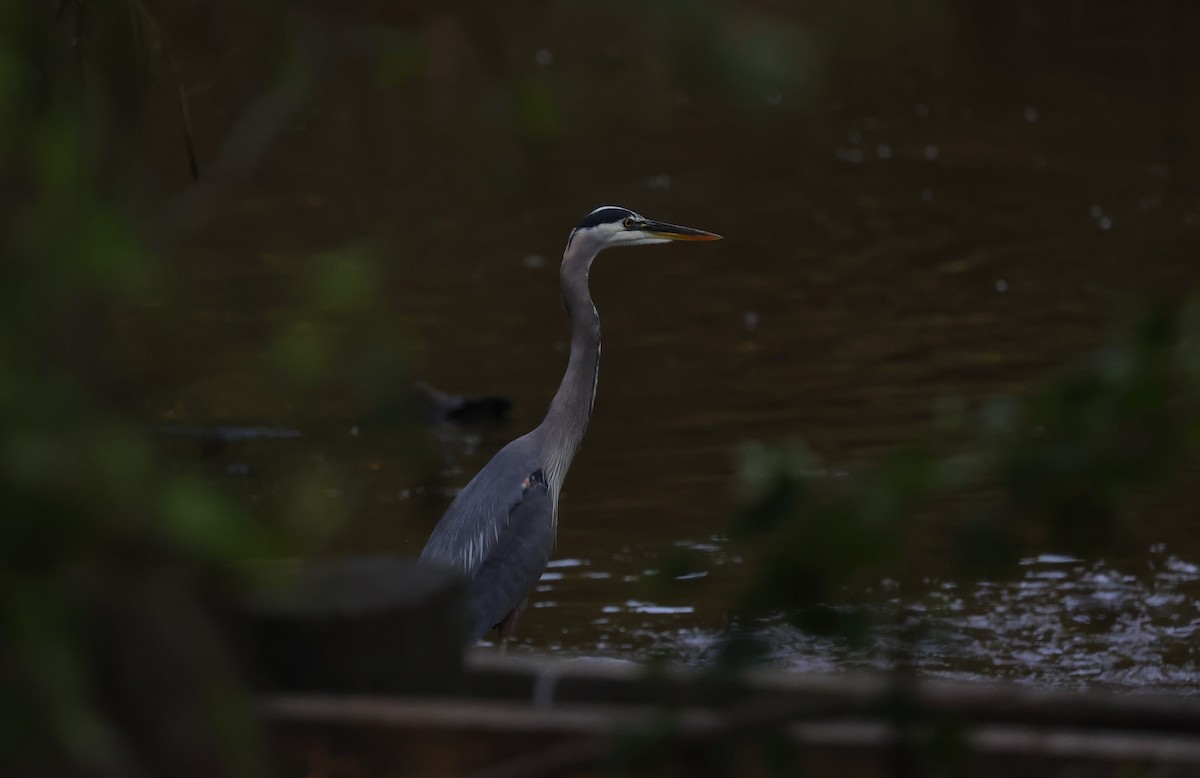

left=538, top=239, right=601, bottom=490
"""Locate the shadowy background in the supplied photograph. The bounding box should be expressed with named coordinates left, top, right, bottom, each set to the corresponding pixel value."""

left=4, top=1, right=1200, bottom=773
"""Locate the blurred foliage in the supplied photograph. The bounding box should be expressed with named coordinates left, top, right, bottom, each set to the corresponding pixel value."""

left=0, top=2, right=418, bottom=776
left=658, top=303, right=1200, bottom=775
left=731, top=302, right=1200, bottom=642
left=0, top=4, right=268, bottom=776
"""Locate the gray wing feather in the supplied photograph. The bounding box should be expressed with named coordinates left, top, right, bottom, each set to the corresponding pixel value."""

left=465, top=470, right=553, bottom=642
left=420, top=440, right=556, bottom=642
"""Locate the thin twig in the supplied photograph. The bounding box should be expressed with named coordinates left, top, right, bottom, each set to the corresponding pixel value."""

left=155, top=80, right=306, bottom=244
left=127, top=0, right=199, bottom=180
left=124, top=0, right=149, bottom=89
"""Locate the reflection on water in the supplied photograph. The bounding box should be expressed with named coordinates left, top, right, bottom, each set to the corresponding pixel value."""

left=182, top=418, right=1200, bottom=694
left=923, top=551, right=1200, bottom=691
left=513, top=547, right=1200, bottom=696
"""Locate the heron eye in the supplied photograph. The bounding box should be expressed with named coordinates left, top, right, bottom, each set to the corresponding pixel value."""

left=622, top=217, right=637, bottom=229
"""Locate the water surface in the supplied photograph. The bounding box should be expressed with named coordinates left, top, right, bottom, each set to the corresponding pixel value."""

left=152, top=5, right=1200, bottom=694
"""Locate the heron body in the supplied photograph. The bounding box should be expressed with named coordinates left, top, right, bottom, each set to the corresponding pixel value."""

left=420, top=206, right=721, bottom=645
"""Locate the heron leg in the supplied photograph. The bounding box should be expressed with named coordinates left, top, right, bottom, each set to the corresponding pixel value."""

left=495, top=598, right=529, bottom=653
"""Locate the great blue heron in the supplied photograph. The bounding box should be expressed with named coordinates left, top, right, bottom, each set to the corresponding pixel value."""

left=420, top=206, right=721, bottom=646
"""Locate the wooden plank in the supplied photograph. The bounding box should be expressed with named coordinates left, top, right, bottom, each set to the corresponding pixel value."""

left=261, top=693, right=1200, bottom=777
left=464, top=654, right=1200, bottom=734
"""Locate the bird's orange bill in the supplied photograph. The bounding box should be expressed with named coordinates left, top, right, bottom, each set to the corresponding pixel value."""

left=643, top=220, right=723, bottom=241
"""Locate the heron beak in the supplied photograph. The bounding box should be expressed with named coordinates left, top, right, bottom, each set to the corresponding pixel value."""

left=642, top=219, right=723, bottom=242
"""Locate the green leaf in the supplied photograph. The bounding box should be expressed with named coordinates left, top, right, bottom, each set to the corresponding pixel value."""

left=159, top=476, right=274, bottom=561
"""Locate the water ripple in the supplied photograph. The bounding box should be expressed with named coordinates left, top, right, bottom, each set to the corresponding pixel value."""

left=602, top=548, right=1200, bottom=696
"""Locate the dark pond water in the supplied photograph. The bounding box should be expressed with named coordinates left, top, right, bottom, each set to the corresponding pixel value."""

left=149, top=4, right=1200, bottom=694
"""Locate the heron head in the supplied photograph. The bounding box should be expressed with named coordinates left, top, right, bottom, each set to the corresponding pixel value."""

left=568, top=206, right=722, bottom=251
